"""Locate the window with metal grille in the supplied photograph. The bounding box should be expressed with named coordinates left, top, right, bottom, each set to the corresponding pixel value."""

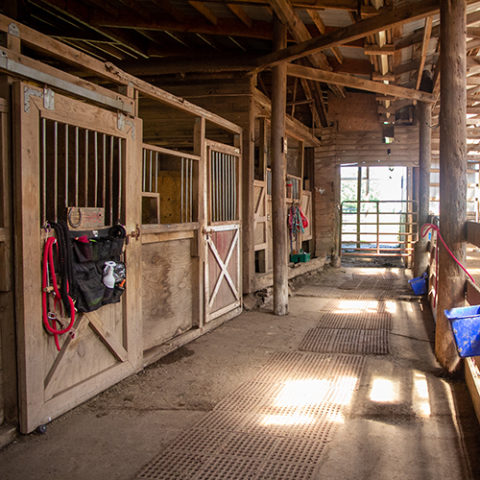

left=40, top=118, right=124, bottom=226
left=142, top=146, right=198, bottom=225
left=209, top=149, right=238, bottom=223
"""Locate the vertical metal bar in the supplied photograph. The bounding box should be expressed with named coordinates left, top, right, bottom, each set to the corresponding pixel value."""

left=75, top=126, right=79, bottom=207
left=223, top=152, right=227, bottom=222
left=109, top=135, right=113, bottom=223
left=213, top=152, right=222, bottom=222
left=376, top=201, right=380, bottom=254
left=189, top=158, right=193, bottom=222
left=94, top=131, right=98, bottom=207
left=210, top=152, right=215, bottom=223
left=149, top=150, right=153, bottom=193
left=142, top=149, right=146, bottom=192
left=54, top=121, right=58, bottom=221
left=181, top=157, right=184, bottom=222
left=155, top=152, right=159, bottom=193
left=230, top=155, right=233, bottom=220
left=185, top=158, right=189, bottom=223
left=42, top=118, right=47, bottom=224
left=212, top=151, right=216, bottom=222
left=102, top=134, right=106, bottom=208
left=118, top=138, right=122, bottom=221
left=65, top=124, right=69, bottom=208
left=85, top=129, right=89, bottom=206
left=233, top=156, right=237, bottom=219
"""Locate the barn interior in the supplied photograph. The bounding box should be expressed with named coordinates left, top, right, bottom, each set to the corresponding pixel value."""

left=1, top=0, right=480, bottom=478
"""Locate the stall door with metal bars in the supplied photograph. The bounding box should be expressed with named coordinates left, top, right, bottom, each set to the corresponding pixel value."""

left=13, top=83, right=142, bottom=433
left=205, top=141, right=242, bottom=322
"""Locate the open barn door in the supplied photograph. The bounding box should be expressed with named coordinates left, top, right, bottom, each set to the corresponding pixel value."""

left=13, top=82, right=142, bottom=433
left=204, top=141, right=242, bottom=322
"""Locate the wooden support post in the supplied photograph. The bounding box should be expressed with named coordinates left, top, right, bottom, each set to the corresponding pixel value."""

left=414, top=101, right=432, bottom=277
left=436, top=0, right=467, bottom=372
left=271, top=16, right=288, bottom=316
left=242, top=76, right=256, bottom=294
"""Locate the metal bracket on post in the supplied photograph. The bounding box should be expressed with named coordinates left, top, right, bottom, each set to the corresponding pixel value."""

left=117, top=112, right=136, bottom=140
left=8, top=23, right=20, bottom=38
left=24, top=86, right=42, bottom=113
left=43, top=88, right=55, bottom=110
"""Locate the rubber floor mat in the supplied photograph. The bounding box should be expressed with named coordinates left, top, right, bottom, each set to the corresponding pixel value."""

left=299, top=328, right=390, bottom=355
left=136, top=352, right=365, bottom=480
left=317, top=312, right=392, bottom=330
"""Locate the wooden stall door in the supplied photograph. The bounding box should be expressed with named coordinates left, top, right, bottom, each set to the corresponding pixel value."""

left=13, top=83, right=142, bottom=433
left=205, top=141, right=242, bottom=322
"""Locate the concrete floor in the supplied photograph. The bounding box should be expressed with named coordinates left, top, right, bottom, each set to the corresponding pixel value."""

left=1, top=265, right=480, bottom=479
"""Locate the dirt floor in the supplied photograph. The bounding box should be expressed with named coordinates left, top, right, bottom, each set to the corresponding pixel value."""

left=0, top=265, right=480, bottom=479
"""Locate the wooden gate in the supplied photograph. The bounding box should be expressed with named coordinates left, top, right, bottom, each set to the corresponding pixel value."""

left=13, top=82, right=142, bottom=433
left=205, top=141, right=242, bottom=322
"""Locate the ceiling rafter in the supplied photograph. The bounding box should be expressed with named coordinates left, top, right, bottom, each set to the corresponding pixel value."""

left=267, top=0, right=345, bottom=99
left=35, top=0, right=150, bottom=58
left=227, top=3, right=252, bottom=28
left=189, top=1, right=218, bottom=25
left=253, top=0, right=452, bottom=71
left=415, top=16, right=433, bottom=90
left=287, top=63, right=435, bottom=103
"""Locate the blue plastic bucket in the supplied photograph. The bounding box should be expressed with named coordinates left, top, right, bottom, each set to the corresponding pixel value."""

left=444, top=305, right=480, bottom=357
left=408, top=273, right=428, bottom=295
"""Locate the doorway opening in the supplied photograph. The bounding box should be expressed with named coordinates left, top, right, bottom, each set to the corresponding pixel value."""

left=340, top=166, right=416, bottom=266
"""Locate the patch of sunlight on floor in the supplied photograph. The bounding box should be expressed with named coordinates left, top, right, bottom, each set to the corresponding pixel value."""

left=385, top=301, right=397, bottom=313
left=370, top=377, right=399, bottom=403
left=335, top=300, right=379, bottom=313
left=260, top=377, right=359, bottom=426
left=413, top=371, right=431, bottom=417
left=274, top=379, right=331, bottom=407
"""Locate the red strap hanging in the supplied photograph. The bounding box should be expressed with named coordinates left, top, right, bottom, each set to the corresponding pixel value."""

left=42, top=236, right=76, bottom=351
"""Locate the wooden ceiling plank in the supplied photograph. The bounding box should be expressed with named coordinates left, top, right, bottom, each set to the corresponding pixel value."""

left=254, top=0, right=450, bottom=70
left=416, top=16, right=433, bottom=90
left=287, top=63, right=435, bottom=103
left=227, top=3, right=252, bottom=28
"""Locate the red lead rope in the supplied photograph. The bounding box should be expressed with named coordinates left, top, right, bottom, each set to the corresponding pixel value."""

left=42, top=236, right=75, bottom=351
left=420, top=223, right=475, bottom=308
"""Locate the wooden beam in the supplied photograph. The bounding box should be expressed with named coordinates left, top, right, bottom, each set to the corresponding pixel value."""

left=436, top=0, right=467, bottom=373
left=271, top=16, right=288, bottom=316
left=227, top=3, right=252, bottom=28
left=416, top=16, right=433, bottom=90
left=371, top=72, right=396, bottom=81
left=196, top=0, right=359, bottom=10
left=363, top=44, right=396, bottom=55
left=287, top=63, right=436, bottom=102
left=254, top=0, right=445, bottom=70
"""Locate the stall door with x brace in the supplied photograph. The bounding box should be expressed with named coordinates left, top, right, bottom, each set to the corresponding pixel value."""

left=12, top=82, right=142, bottom=433
left=205, top=140, right=242, bottom=322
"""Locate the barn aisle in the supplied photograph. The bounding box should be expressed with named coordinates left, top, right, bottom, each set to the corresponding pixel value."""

left=0, top=267, right=479, bottom=479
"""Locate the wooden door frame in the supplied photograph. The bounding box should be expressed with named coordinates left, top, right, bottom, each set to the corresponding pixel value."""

left=12, top=81, right=142, bottom=433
